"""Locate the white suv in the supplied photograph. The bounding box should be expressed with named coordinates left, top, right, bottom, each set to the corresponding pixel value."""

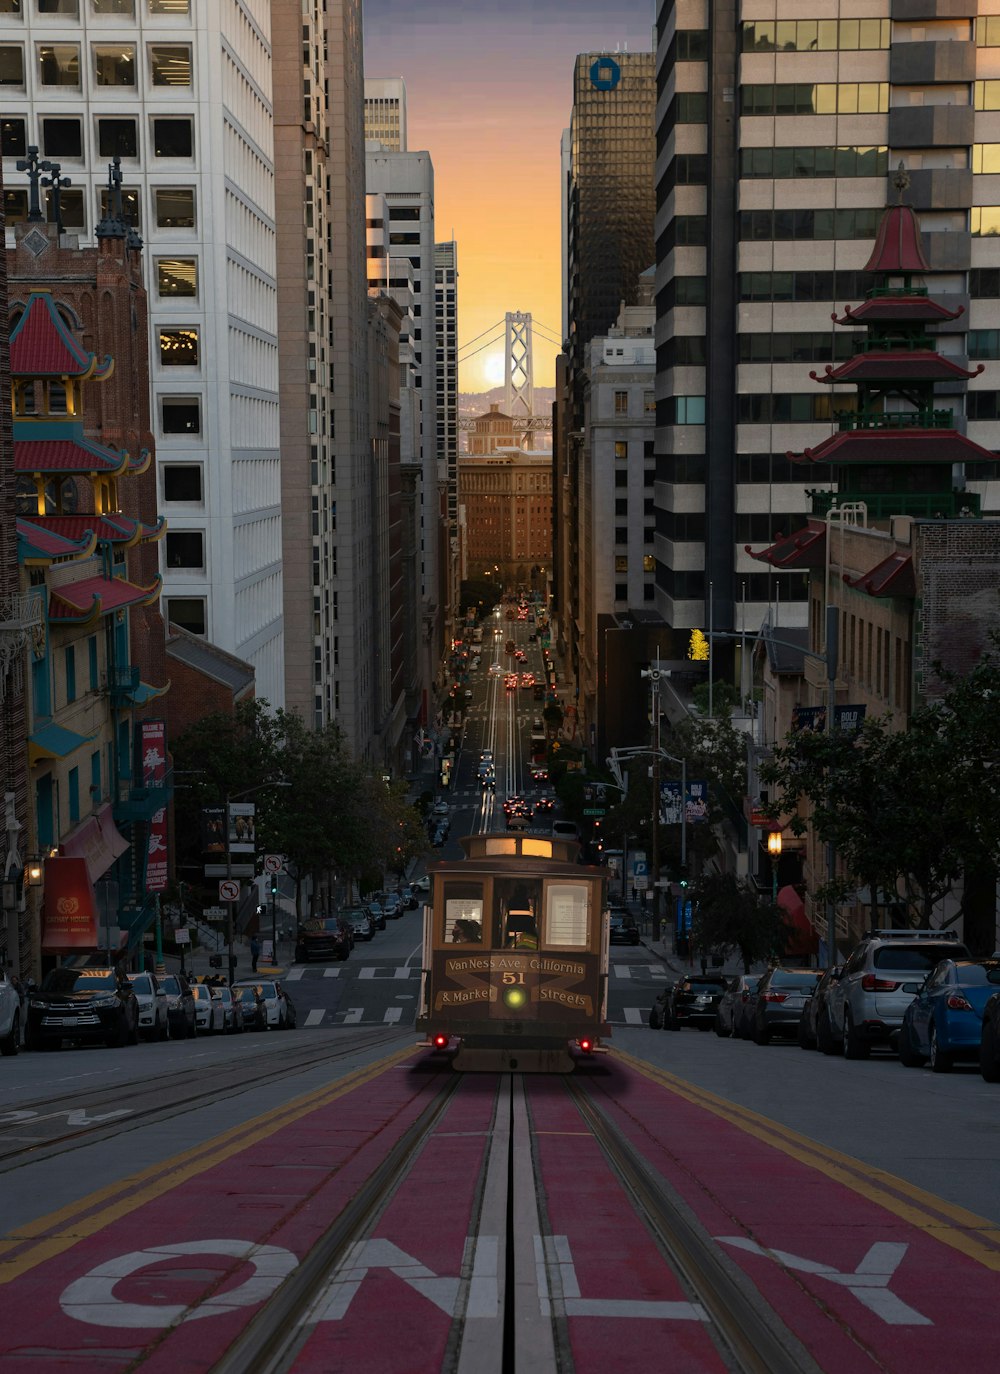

left=823, top=929, right=968, bottom=1059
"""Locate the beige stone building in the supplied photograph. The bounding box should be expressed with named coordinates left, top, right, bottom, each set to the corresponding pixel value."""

left=459, top=449, right=552, bottom=589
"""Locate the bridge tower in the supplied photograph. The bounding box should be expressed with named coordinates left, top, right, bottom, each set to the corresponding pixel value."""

left=504, top=311, right=534, bottom=420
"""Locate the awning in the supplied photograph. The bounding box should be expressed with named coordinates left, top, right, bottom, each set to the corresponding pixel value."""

left=778, top=885, right=818, bottom=958
left=28, top=723, right=96, bottom=766
left=41, top=856, right=100, bottom=952
left=60, top=803, right=130, bottom=883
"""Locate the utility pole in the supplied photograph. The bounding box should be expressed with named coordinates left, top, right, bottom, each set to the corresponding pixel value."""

left=640, top=662, right=663, bottom=942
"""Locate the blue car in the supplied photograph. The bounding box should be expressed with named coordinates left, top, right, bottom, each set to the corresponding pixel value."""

left=899, top=958, right=1000, bottom=1073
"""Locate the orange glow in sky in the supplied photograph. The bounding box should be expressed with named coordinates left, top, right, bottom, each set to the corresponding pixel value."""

left=363, top=2, right=655, bottom=391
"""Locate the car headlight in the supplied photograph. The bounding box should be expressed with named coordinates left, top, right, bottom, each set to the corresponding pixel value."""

left=31, top=999, right=51, bottom=1011
left=89, top=995, right=120, bottom=1008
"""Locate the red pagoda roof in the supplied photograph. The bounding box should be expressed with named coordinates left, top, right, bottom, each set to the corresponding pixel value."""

left=49, top=573, right=162, bottom=624
left=24, top=514, right=165, bottom=547
left=15, top=436, right=130, bottom=477
left=746, top=520, right=827, bottom=569
left=863, top=203, right=930, bottom=275
left=9, top=292, right=113, bottom=381
left=17, top=518, right=95, bottom=564
left=843, top=552, right=916, bottom=599
left=788, top=430, right=1000, bottom=467
left=812, top=351, right=983, bottom=385
left=834, top=297, right=964, bottom=326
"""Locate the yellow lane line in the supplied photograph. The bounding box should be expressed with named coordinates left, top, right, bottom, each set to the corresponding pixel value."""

left=0, top=1045, right=417, bottom=1285
left=613, top=1049, right=1000, bottom=1272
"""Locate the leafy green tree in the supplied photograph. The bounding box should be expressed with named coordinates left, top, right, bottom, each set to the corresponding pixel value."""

left=690, top=871, right=792, bottom=972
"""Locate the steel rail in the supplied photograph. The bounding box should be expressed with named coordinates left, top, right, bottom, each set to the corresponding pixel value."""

left=0, top=1030, right=406, bottom=1173
left=209, top=1072, right=462, bottom=1374
left=566, top=1078, right=821, bottom=1374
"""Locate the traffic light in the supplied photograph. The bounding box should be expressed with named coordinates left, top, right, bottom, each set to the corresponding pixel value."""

left=270, top=880, right=278, bottom=898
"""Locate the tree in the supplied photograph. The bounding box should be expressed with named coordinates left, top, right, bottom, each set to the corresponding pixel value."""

left=690, top=871, right=793, bottom=973
left=762, top=645, right=1000, bottom=929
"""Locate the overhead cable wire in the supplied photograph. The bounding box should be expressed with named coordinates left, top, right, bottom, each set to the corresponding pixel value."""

left=456, top=319, right=507, bottom=352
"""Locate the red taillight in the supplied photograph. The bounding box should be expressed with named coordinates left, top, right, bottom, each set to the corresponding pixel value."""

left=762, top=992, right=788, bottom=1003
left=861, top=974, right=900, bottom=992
left=946, top=994, right=973, bottom=1011
left=578, top=1038, right=593, bottom=1053
left=433, top=1034, right=448, bottom=1049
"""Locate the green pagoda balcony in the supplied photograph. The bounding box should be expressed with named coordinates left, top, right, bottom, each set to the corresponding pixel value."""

left=105, top=665, right=140, bottom=705
left=809, top=490, right=981, bottom=520
left=113, top=768, right=173, bottom=824
left=835, top=408, right=953, bottom=433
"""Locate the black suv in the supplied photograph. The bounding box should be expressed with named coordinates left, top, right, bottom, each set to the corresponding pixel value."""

left=26, top=965, right=139, bottom=1049
left=665, top=975, right=730, bottom=1030
left=295, top=916, right=352, bottom=962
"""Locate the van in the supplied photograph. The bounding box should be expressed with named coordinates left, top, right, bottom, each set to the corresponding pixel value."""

left=551, top=820, right=580, bottom=841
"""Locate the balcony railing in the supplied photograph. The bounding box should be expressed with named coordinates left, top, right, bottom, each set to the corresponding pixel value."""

left=810, top=490, right=980, bottom=520
left=836, top=408, right=953, bottom=433
left=104, top=665, right=140, bottom=704
left=114, top=768, right=173, bottom=824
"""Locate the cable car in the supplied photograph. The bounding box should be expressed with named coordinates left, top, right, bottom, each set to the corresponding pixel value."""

left=416, top=833, right=610, bottom=1072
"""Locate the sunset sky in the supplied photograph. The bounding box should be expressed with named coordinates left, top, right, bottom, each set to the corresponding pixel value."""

left=363, top=0, right=656, bottom=391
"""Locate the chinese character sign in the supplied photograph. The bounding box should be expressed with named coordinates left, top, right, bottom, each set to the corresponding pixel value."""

left=141, top=721, right=168, bottom=891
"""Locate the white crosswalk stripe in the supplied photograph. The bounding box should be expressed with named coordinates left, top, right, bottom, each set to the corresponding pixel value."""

left=304, top=1009, right=325, bottom=1027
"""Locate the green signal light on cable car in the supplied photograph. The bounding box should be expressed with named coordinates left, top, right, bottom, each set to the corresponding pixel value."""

left=503, top=986, right=527, bottom=1010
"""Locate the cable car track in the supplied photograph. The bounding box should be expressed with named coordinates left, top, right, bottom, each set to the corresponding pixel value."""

left=0, top=1029, right=407, bottom=1173
left=204, top=1069, right=817, bottom=1374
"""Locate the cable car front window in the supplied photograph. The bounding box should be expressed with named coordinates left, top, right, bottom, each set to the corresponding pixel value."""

left=544, top=882, right=590, bottom=948
left=443, top=881, right=484, bottom=943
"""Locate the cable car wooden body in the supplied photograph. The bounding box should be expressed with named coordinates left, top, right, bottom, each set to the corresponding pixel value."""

left=416, top=832, right=610, bottom=1072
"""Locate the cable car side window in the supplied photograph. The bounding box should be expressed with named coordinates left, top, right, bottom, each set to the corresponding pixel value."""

left=544, top=882, right=590, bottom=948
left=443, top=881, right=484, bottom=943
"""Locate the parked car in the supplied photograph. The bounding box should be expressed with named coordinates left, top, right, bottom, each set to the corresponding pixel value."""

left=608, top=909, right=640, bottom=945
left=380, top=892, right=402, bottom=919
left=158, top=973, right=197, bottom=1039
left=363, top=900, right=387, bottom=930
left=980, top=990, right=1000, bottom=1083
left=235, top=984, right=267, bottom=1032
left=209, top=983, right=239, bottom=1034
left=665, top=975, right=730, bottom=1030
left=899, top=958, right=1000, bottom=1072
left=127, top=972, right=169, bottom=1042
left=344, top=909, right=374, bottom=942
left=283, top=990, right=298, bottom=1030
left=295, top=916, right=352, bottom=963
left=0, top=970, right=23, bottom=1056
left=751, top=967, right=820, bottom=1044
left=232, top=980, right=289, bottom=1029
left=714, top=974, right=759, bottom=1038
left=412, top=875, right=431, bottom=894
left=192, top=982, right=225, bottom=1034
left=824, top=929, right=969, bottom=1059
left=797, top=966, right=844, bottom=1049
left=26, top=966, right=139, bottom=1050
left=399, top=885, right=419, bottom=911
left=432, top=799, right=450, bottom=816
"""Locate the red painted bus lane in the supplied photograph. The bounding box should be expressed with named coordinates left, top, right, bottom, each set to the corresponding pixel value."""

left=0, top=1054, right=443, bottom=1372
left=588, top=1057, right=1000, bottom=1374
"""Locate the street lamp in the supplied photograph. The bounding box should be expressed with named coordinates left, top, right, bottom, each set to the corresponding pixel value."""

left=767, top=831, right=782, bottom=906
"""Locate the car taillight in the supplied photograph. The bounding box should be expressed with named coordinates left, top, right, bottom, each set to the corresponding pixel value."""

left=433, top=1034, right=448, bottom=1049
left=762, top=992, right=787, bottom=1003
left=861, top=974, right=900, bottom=991
left=578, top=1038, right=593, bottom=1053
left=946, top=994, right=973, bottom=1012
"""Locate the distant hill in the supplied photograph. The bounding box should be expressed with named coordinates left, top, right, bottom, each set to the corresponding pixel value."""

left=458, top=386, right=556, bottom=420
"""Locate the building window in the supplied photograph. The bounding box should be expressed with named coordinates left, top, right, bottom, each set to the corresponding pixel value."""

left=93, top=0, right=136, bottom=13
left=741, top=19, right=889, bottom=52
left=160, top=395, right=200, bottom=433
left=39, top=0, right=79, bottom=12
left=149, top=0, right=188, bottom=11
left=41, top=117, right=82, bottom=159
left=44, top=186, right=84, bottom=228
left=68, top=766, right=80, bottom=826
left=0, top=45, right=25, bottom=86
left=1, top=117, right=27, bottom=157
left=162, top=464, right=202, bottom=501
left=615, top=584, right=628, bottom=602
left=165, top=530, right=204, bottom=569
left=152, top=116, right=192, bottom=157
left=38, top=43, right=81, bottom=86
left=0, top=0, right=21, bottom=13
left=643, top=555, right=655, bottom=573
left=159, top=328, right=198, bottom=366
left=165, top=597, right=205, bottom=635
left=90, top=750, right=101, bottom=803
left=614, top=391, right=628, bottom=416
left=156, top=257, right=197, bottom=297
left=97, top=116, right=137, bottom=158
left=740, top=145, right=888, bottom=179
left=741, top=83, right=888, bottom=116
left=88, top=634, right=99, bottom=689
left=154, top=186, right=194, bottom=228
left=971, top=207, right=1000, bottom=237
left=93, top=43, right=135, bottom=85
left=968, top=330, right=1000, bottom=359
left=674, top=396, right=706, bottom=425
left=98, top=184, right=140, bottom=227
left=149, top=44, right=191, bottom=86
left=64, top=644, right=76, bottom=704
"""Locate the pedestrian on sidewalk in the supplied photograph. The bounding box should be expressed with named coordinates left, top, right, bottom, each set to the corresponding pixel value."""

left=250, top=935, right=260, bottom=973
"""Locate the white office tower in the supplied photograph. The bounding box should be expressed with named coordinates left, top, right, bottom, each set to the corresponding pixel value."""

left=1, top=0, right=284, bottom=705
left=365, top=148, right=440, bottom=656
left=364, top=76, right=407, bottom=151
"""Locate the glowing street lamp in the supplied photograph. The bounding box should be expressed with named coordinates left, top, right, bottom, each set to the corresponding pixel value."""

left=767, top=831, right=782, bottom=906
